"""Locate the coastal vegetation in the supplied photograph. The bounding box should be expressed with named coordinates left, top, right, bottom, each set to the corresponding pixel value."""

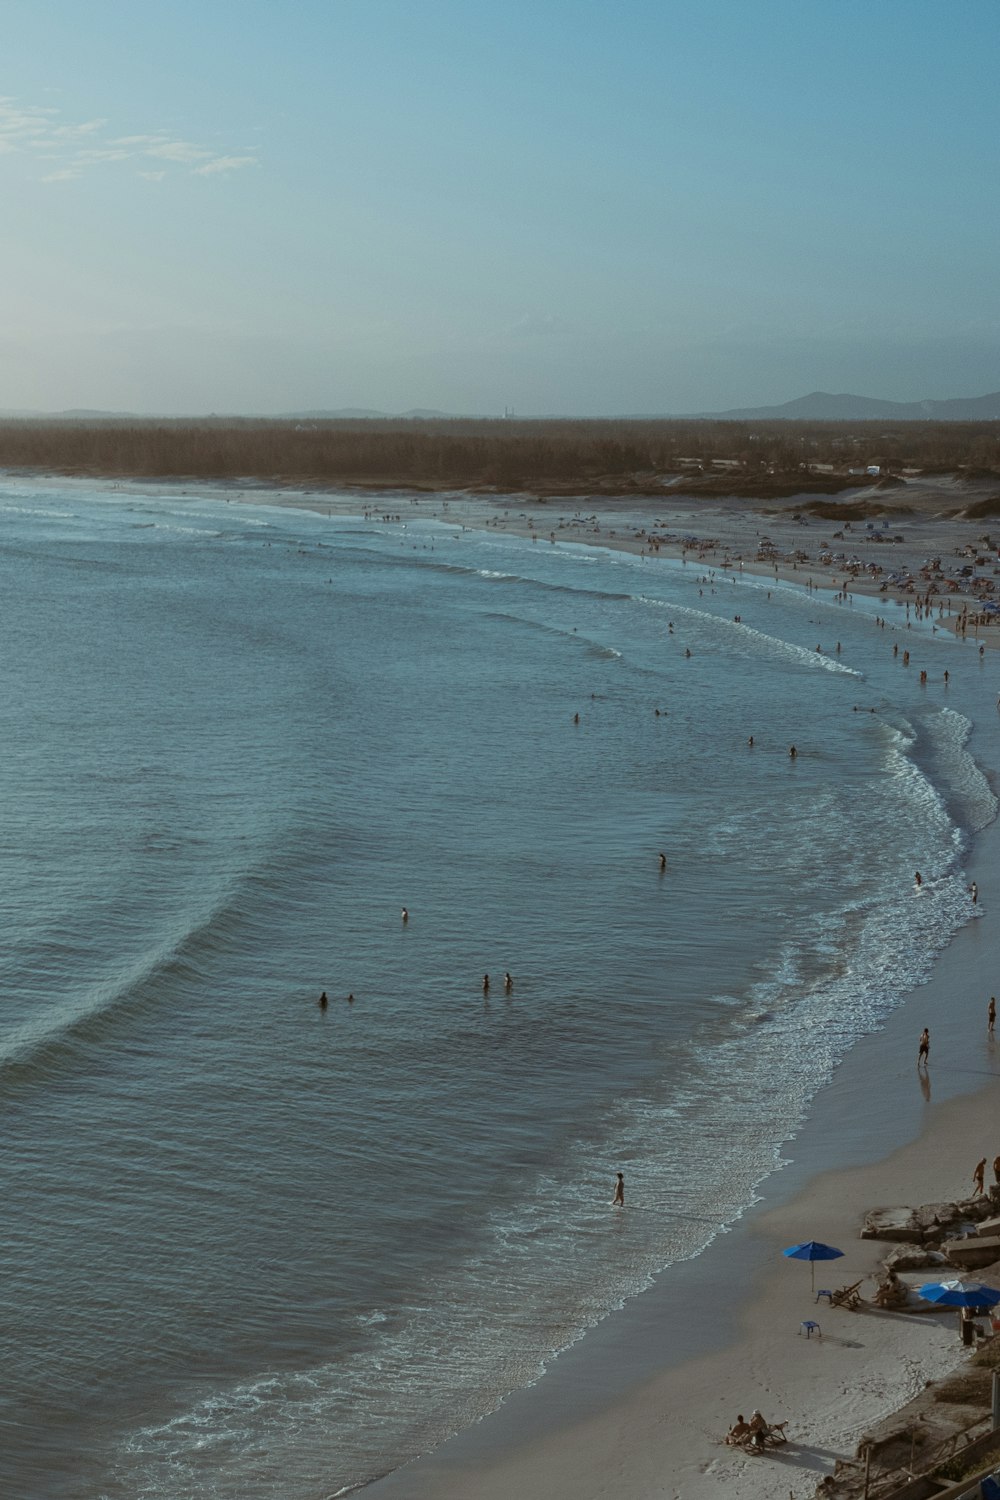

left=0, top=416, right=998, bottom=497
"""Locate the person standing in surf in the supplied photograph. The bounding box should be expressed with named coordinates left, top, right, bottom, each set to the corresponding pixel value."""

left=612, top=1172, right=625, bottom=1207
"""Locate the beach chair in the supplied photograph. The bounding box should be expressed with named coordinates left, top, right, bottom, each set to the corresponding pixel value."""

left=873, top=1275, right=908, bottom=1309
left=829, top=1279, right=864, bottom=1310
left=732, top=1421, right=788, bottom=1454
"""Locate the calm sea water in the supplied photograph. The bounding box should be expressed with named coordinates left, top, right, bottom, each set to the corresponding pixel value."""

left=0, top=479, right=993, bottom=1500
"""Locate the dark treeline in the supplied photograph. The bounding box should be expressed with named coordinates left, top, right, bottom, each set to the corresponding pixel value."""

left=0, top=417, right=998, bottom=491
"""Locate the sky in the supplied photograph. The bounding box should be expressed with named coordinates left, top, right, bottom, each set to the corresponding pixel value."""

left=1, top=0, right=998, bottom=416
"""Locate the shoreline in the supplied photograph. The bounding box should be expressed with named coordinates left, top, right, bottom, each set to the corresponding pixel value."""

left=8, top=469, right=1000, bottom=1497
left=7, top=466, right=1000, bottom=635
left=357, top=818, right=1000, bottom=1500
left=315, top=482, right=999, bottom=1498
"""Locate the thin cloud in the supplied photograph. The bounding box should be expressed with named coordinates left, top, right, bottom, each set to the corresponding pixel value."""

left=49, top=118, right=107, bottom=139
left=193, top=155, right=257, bottom=176
left=144, top=140, right=213, bottom=163
left=0, top=96, right=259, bottom=183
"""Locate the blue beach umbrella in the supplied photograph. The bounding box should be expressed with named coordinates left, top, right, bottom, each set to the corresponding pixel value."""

left=783, top=1240, right=844, bottom=1293
left=918, top=1279, right=1000, bottom=1310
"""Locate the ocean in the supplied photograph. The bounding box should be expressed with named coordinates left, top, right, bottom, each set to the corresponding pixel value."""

left=0, top=478, right=993, bottom=1500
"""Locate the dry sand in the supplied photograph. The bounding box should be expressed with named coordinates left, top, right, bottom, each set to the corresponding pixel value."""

left=358, top=811, right=1000, bottom=1500
left=209, top=473, right=1000, bottom=1499
left=34, top=469, right=999, bottom=1500
left=326, top=477, right=999, bottom=1500
left=227, top=471, right=1000, bottom=642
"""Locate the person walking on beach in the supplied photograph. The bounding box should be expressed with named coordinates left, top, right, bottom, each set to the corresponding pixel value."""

left=993, top=1153, right=1000, bottom=1186
left=918, top=1028, right=930, bottom=1067
left=989, top=996, right=996, bottom=1035
left=970, top=882, right=978, bottom=905
left=612, top=1172, right=625, bottom=1207
left=973, top=1157, right=987, bottom=1195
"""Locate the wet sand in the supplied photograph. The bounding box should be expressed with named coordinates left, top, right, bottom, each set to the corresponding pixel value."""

left=357, top=810, right=1000, bottom=1500
left=20, top=468, right=1000, bottom=1498
left=322, top=477, right=1000, bottom=1500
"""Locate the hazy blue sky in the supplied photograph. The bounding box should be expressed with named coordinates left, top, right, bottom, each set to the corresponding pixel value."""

left=2, top=1, right=997, bottom=415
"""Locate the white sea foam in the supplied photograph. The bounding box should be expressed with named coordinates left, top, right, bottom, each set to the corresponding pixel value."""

left=3, top=488, right=993, bottom=1500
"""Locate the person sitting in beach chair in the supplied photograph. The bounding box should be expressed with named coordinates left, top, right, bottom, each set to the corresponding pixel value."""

left=830, top=1279, right=864, bottom=1309
left=725, top=1414, right=750, bottom=1446
left=747, top=1411, right=768, bottom=1449
left=745, top=1410, right=788, bottom=1451
left=873, top=1269, right=908, bottom=1309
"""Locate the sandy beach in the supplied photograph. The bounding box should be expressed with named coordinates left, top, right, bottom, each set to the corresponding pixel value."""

left=297, top=477, right=1000, bottom=1500
left=350, top=796, right=1000, bottom=1499
left=213, top=469, right=1000, bottom=642
left=25, top=468, right=1000, bottom=1499
left=121, top=469, right=1000, bottom=1498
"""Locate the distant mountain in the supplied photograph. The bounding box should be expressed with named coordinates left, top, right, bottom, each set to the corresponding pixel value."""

left=284, top=407, right=459, bottom=420
left=0, top=406, right=464, bottom=422
left=688, top=390, right=1000, bottom=421
left=0, top=408, right=144, bottom=419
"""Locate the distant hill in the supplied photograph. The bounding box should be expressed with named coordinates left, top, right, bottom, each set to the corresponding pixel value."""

left=0, top=407, right=463, bottom=421
left=1, top=394, right=999, bottom=422
left=284, top=408, right=459, bottom=420
left=689, top=390, right=1000, bottom=421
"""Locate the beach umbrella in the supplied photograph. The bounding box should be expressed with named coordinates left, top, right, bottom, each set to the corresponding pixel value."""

left=782, top=1240, right=844, bottom=1293
left=918, top=1279, right=1000, bottom=1310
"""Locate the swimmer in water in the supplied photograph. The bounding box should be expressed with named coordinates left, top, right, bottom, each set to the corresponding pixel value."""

left=318, top=991, right=328, bottom=1009
left=612, top=1172, right=625, bottom=1207
left=504, top=971, right=513, bottom=992
left=747, top=736, right=754, bottom=747
left=347, top=992, right=355, bottom=1004
left=914, top=871, right=922, bottom=888
left=659, top=852, right=667, bottom=871
left=789, top=745, right=797, bottom=758
left=401, top=907, right=408, bottom=923
left=483, top=973, right=490, bottom=995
